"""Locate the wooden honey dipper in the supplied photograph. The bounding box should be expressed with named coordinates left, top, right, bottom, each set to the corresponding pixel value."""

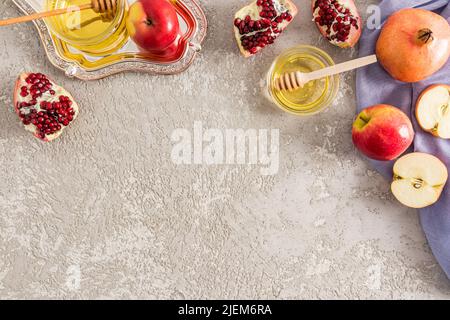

left=274, top=54, right=378, bottom=92
left=0, top=0, right=118, bottom=27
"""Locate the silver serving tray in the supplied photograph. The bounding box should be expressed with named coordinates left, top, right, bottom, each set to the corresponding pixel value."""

left=12, top=0, right=207, bottom=80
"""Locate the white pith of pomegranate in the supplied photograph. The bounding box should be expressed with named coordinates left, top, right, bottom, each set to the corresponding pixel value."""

left=233, top=0, right=298, bottom=57
left=13, top=73, right=79, bottom=142
left=312, top=0, right=361, bottom=48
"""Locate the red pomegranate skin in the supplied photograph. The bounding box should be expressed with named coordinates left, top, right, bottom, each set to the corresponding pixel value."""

left=376, top=8, right=450, bottom=82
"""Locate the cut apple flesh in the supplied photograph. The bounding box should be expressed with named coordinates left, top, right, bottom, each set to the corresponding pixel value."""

left=416, top=85, right=450, bottom=138
left=391, top=152, right=448, bottom=208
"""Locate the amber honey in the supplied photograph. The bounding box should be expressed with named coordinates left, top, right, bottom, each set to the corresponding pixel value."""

left=45, top=0, right=129, bottom=56
left=266, top=45, right=340, bottom=116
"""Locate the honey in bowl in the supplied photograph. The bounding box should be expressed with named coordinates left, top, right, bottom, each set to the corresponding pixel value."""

left=266, top=45, right=339, bottom=116
left=45, top=0, right=129, bottom=56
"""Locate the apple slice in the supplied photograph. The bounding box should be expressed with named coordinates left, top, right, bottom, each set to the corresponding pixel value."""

left=416, top=84, right=450, bottom=139
left=391, top=152, right=448, bottom=208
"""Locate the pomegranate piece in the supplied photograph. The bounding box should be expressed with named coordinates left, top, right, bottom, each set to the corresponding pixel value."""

left=13, top=73, right=79, bottom=142
left=376, top=8, right=450, bottom=82
left=312, top=0, right=362, bottom=48
left=233, top=0, right=298, bottom=57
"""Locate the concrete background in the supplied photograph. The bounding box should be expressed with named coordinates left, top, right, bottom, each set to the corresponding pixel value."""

left=0, top=0, right=449, bottom=299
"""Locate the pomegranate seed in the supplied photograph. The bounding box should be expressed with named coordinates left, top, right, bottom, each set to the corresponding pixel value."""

left=234, top=1, right=296, bottom=55
left=313, top=0, right=358, bottom=43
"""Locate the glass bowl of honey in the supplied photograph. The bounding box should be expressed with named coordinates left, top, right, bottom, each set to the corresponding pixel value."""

left=265, top=45, right=340, bottom=116
left=44, top=0, right=129, bottom=55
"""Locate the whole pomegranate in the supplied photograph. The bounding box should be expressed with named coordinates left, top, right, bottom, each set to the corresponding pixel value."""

left=13, top=73, right=79, bottom=142
left=312, top=0, right=362, bottom=48
left=233, top=0, right=298, bottom=57
left=376, top=8, right=450, bottom=83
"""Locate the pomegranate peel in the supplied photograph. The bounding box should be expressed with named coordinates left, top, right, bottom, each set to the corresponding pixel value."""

left=233, top=0, right=298, bottom=57
left=312, top=0, right=362, bottom=48
left=13, top=73, right=79, bottom=142
left=376, top=8, right=450, bottom=83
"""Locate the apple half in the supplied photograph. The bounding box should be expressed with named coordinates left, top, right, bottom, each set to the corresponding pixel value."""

left=416, top=84, right=450, bottom=139
left=391, top=152, right=448, bottom=208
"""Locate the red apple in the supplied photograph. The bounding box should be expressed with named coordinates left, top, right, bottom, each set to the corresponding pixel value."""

left=352, top=105, right=414, bottom=161
left=126, top=0, right=181, bottom=54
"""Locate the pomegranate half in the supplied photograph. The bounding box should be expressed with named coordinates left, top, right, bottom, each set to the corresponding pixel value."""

left=13, top=73, right=79, bottom=142
left=376, top=8, right=450, bottom=83
left=312, top=0, right=362, bottom=48
left=233, top=0, right=298, bottom=57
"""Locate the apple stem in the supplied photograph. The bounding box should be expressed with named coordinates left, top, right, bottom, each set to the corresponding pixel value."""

left=145, top=18, right=153, bottom=26
left=358, top=115, right=370, bottom=124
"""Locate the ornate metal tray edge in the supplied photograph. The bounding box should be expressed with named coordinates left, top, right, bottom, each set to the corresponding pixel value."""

left=12, top=0, right=208, bottom=80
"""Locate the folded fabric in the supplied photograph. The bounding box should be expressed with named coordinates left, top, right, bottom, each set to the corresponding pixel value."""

left=356, top=0, right=450, bottom=278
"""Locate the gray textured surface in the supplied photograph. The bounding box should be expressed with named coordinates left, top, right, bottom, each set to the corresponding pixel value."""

left=0, top=0, right=450, bottom=299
